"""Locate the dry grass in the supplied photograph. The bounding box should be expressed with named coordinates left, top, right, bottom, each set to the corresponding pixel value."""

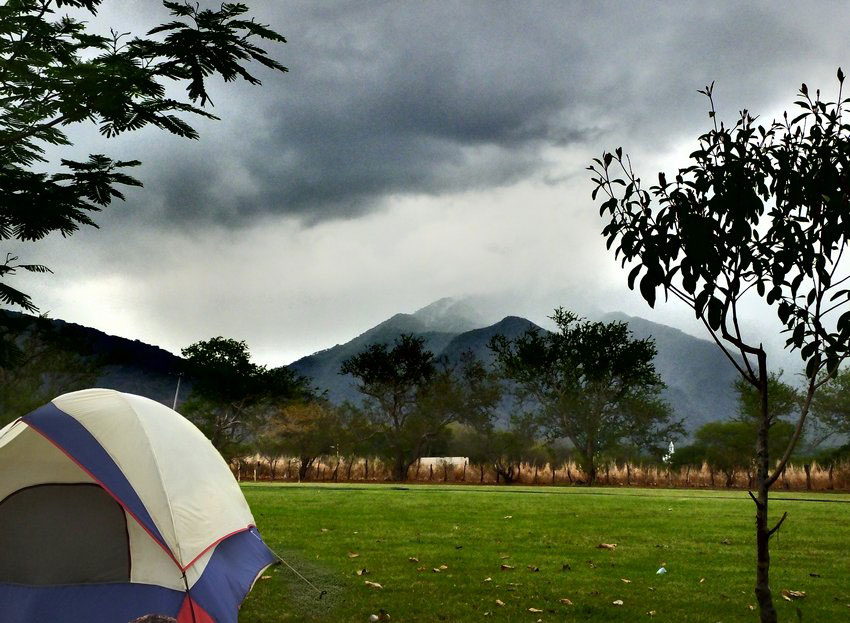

left=233, top=456, right=850, bottom=492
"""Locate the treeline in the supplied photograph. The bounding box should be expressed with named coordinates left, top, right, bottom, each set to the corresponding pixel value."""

left=178, top=309, right=850, bottom=489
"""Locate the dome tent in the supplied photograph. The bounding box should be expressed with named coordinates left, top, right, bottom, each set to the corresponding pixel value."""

left=0, top=389, right=277, bottom=623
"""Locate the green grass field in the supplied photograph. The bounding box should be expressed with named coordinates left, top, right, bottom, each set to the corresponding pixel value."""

left=238, top=484, right=850, bottom=622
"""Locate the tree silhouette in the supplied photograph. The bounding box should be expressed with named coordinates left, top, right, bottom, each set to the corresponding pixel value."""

left=590, top=71, right=850, bottom=622
left=0, top=0, right=287, bottom=316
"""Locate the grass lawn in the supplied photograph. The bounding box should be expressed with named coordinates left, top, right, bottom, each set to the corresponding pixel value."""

left=238, top=484, right=850, bottom=622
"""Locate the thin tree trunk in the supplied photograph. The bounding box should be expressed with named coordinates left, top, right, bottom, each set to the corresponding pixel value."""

left=566, top=464, right=573, bottom=484
left=443, top=462, right=449, bottom=482
left=685, top=464, right=690, bottom=486
left=753, top=364, right=778, bottom=623
left=253, top=460, right=258, bottom=482
left=551, top=463, right=556, bottom=484
left=626, top=462, right=631, bottom=486
left=533, top=464, right=539, bottom=484
left=479, top=464, right=485, bottom=483
left=346, top=458, right=354, bottom=481
left=429, top=464, right=433, bottom=481
left=828, top=463, right=834, bottom=490
left=463, top=461, right=467, bottom=482
left=333, top=459, right=340, bottom=482
left=804, top=464, right=812, bottom=490
left=236, top=460, right=241, bottom=482
left=364, top=458, right=369, bottom=480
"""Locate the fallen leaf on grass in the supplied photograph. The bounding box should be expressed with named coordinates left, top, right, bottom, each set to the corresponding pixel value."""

left=364, top=580, right=383, bottom=589
left=356, top=568, right=369, bottom=576
left=438, top=564, right=448, bottom=570
left=432, top=568, right=441, bottom=573
left=527, top=565, right=540, bottom=572
left=528, top=608, right=543, bottom=613
left=621, top=578, right=632, bottom=584
left=500, top=564, right=515, bottom=570
left=562, top=563, right=572, bottom=571
left=408, top=557, right=419, bottom=563
left=597, top=543, right=617, bottom=550
left=613, top=600, right=624, bottom=606
left=699, top=578, right=705, bottom=584
left=495, top=599, right=505, bottom=607
left=348, top=552, right=360, bottom=558
left=260, top=575, right=271, bottom=580
left=809, top=573, right=821, bottom=578
left=416, top=566, right=426, bottom=572
left=483, top=577, right=492, bottom=582
left=320, top=528, right=328, bottom=533
left=559, top=598, right=573, bottom=606
left=781, top=589, right=806, bottom=601
left=720, top=538, right=731, bottom=545
left=500, top=554, right=511, bottom=559
left=748, top=605, right=755, bottom=611
left=503, top=515, right=512, bottom=519
left=647, top=611, right=656, bottom=616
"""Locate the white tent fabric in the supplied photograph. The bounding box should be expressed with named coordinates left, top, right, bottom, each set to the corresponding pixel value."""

left=51, top=390, right=254, bottom=569
left=0, top=389, right=259, bottom=591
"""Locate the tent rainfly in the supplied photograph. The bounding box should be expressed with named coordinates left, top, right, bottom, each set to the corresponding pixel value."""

left=0, top=389, right=277, bottom=623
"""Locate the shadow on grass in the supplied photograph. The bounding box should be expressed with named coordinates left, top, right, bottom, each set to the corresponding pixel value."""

left=241, top=549, right=346, bottom=622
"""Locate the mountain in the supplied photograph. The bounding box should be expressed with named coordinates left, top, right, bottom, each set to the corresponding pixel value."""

left=289, top=298, right=495, bottom=402
left=289, top=299, right=740, bottom=432
left=0, top=311, right=185, bottom=409
left=600, top=312, right=739, bottom=431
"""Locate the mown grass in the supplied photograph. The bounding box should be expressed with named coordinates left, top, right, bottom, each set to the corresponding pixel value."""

left=239, top=484, right=850, bottom=622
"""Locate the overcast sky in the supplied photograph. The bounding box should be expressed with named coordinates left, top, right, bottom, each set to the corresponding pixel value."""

left=9, top=0, right=850, bottom=368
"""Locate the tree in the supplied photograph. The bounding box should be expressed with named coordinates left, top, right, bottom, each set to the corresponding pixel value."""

left=695, top=421, right=794, bottom=488
left=263, top=400, right=339, bottom=481
left=0, top=0, right=286, bottom=317
left=489, top=308, right=679, bottom=486
left=589, top=72, right=850, bottom=621
left=811, top=366, right=850, bottom=438
left=180, top=336, right=309, bottom=460
left=340, top=335, right=500, bottom=481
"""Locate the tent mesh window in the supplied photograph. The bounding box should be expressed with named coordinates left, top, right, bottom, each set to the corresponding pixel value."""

left=0, top=484, right=131, bottom=585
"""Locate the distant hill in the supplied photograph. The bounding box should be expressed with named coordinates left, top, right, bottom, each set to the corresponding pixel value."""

left=2, top=299, right=743, bottom=433
left=289, top=299, right=740, bottom=431
left=600, top=312, right=739, bottom=431
left=0, top=310, right=185, bottom=408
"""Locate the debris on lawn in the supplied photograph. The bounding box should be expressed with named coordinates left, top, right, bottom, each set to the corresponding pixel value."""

left=408, top=557, right=419, bottom=563
left=368, top=608, right=391, bottom=621
left=721, top=538, right=731, bottom=545
left=501, top=564, right=515, bottom=570
left=356, top=568, right=369, bottom=576
left=528, top=607, right=543, bottom=613
left=562, top=562, right=572, bottom=571
left=647, top=610, right=656, bottom=616
left=260, top=575, right=271, bottom=580
left=597, top=543, right=617, bottom=550
left=781, top=589, right=806, bottom=600
left=621, top=578, right=632, bottom=583
left=495, top=599, right=505, bottom=607
left=364, top=580, right=383, bottom=589
left=613, top=599, right=624, bottom=606
left=528, top=565, right=540, bottom=572
left=348, top=552, right=360, bottom=558
left=483, top=577, right=492, bottom=582
left=699, top=578, right=705, bottom=584
left=656, top=567, right=667, bottom=575
left=809, top=573, right=821, bottom=578
left=503, top=515, right=512, bottom=519
left=559, top=598, right=574, bottom=606
left=438, top=564, right=448, bottom=570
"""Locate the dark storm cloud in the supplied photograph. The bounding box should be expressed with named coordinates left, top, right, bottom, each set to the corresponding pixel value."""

left=101, top=0, right=850, bottom=227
